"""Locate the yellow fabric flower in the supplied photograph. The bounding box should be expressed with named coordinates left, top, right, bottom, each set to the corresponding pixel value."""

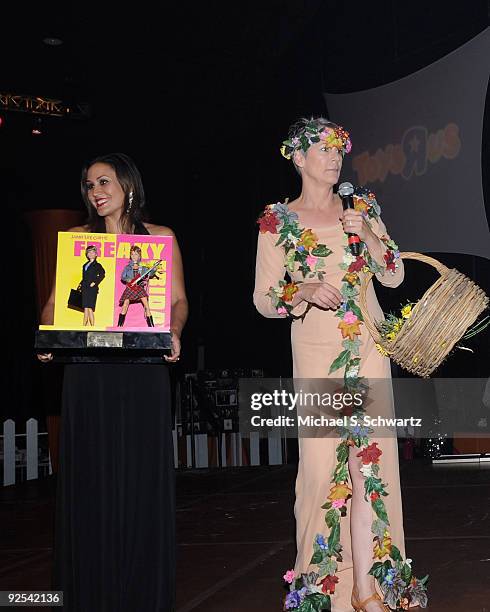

left=386, top=331, right=396, bottom=342
left=401, top=304, right=412, bottom=319
left=373, top=530, right=392, bottom=559
left=280, top=145, right=292, bottom=160
left=375, top=343, right=389, bottom=357
left=298, top=229, right=318, bottom=250
left=393, top=319, right=403, bottom=333
left=327, top=483, right=352, bottom=502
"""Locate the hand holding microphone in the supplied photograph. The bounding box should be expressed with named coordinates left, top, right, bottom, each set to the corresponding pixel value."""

left=338, top=182, right=364, bottom=256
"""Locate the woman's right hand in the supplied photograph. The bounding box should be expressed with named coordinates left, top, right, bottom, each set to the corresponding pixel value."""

left=296, top=282, right=342, bottom=310
left=37, top=353, right=53, bottom=363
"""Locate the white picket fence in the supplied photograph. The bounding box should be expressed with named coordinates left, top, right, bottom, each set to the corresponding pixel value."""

left=2, top=419, right=52, bottom=486
left=2, top=419, right=286, bottom=486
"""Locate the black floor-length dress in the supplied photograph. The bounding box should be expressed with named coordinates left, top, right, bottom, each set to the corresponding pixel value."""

left=53, top=224, right=175, bottom=611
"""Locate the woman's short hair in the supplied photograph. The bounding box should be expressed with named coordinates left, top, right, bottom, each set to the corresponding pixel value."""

left=85, top=245, right=98, bottom=258
left=81, top=152, right=147, bottom=233
left=287, top=116, right=342, bottom=174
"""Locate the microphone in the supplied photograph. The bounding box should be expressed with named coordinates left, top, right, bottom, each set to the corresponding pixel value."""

left=338, top=181, right=360, bottom=256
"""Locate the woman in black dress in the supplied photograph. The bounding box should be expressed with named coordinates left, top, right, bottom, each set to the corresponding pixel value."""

left=117, top=245, right=158, bottom=327
left=38, top=153, right=188, bottom=611
left=80, top=245, right=105, bottom=326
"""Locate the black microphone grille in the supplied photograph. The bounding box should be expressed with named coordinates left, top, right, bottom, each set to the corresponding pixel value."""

left=338, top=182, right=354, bottom=196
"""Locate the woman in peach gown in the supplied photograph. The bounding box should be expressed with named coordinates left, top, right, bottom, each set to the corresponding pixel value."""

left=254, top=118, right=427, bottom=612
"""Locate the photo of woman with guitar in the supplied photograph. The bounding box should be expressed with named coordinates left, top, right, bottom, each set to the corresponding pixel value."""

left=117, top=244, right=161, bottom=327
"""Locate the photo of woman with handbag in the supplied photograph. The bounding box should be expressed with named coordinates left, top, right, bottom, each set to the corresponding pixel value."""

left=80, top=244, right=105, bottom=326
left=117, top=244, right=160, bottom=327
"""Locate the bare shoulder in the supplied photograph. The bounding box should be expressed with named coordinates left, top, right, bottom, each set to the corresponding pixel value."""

left=287, top=197, right=300, bottom=211
left=67, top=224, right=90, bottom=232
left=143, top=222, right=176, bottom=237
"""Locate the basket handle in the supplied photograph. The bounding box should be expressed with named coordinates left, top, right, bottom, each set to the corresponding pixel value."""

left=359, top=252, right=450, bottom=343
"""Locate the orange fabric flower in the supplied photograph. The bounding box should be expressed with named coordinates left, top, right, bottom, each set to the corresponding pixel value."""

left=281, top=283, right=299, bottom=302
left=343, top=272, right=359, bottom=286
left=298, top=229, right=318, bottom=250
left=338, top=318, right=363, bottom=341
left=354, top=197, right=369, bottom=214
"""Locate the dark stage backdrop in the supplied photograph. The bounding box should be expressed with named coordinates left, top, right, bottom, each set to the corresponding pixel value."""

left=325, top=28, right=490, bottom=259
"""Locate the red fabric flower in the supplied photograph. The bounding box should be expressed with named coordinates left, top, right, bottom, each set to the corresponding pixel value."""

left=357, top=442, right=383, bottom=465
left=320, top=574, right=339, bottom=595
left=258, top=212, right=279, bottom=234
left=348, top=257, right=367, bottom=273
left=384, top=250, right=396, bottom=272
left=370, top=492, right=380, bottom=501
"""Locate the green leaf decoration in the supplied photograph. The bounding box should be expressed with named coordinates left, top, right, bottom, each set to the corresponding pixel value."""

left=390, top=545, right=403, bottom=562
left=325, top=509, right=340, bottom=528
left=329, top=350, right=351, bottom=374
left=336, top=442, right=349, bottom=464
left=311, top=550, right=323, bottom=565
left=401, top=563, right=412, bottom=584
left=311, top=245, right=332, bottom=257
left=342, top=285, right=359, bottom=299
left=368, top=562, right=385, bottom=579
left=333, top=463, right=349, bottom=484
left=342, top=338, right=361, bottom=356
left=366, top=257, right=383, bottom=274
left=327, top=522, right=340, bottom=551
left=372, top=498, right=389, bottom=524
left=318, top=558, right=338, bottom=577
left=286, top=250, right=296, bottom=272
left=364, top=476, right=385, bottom=496
left=294, top=577, right=305, bottom=590
left=309, top=593, right=331, bottom=611
left=321, top=501, right=332, bottom=510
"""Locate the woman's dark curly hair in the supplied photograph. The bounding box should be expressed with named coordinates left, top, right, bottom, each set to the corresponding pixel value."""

left=81, top=152, right=147, bottom=233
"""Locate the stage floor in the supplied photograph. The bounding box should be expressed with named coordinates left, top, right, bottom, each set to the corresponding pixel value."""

left=1, top=459, right=489, bottom=611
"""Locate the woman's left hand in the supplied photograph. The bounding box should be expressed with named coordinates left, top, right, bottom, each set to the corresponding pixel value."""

left=341, top=209, right=375, bottom=242
left=164, top=332, right=181, bottom=363
left=90, top=282, right=95, bottom=287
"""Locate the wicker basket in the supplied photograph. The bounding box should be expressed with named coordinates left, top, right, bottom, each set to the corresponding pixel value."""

left=359, top=252, right=489, bottom=378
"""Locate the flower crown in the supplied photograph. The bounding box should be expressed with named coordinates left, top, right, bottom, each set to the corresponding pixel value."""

left=280, top=121, right=352, bottom=160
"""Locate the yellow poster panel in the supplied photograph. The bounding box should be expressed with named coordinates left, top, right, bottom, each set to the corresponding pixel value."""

left=53, top=232, right=117, bottom=330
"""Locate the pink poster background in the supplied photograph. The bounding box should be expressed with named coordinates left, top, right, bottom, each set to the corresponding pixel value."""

left=109, top=234, right=172, bottom=332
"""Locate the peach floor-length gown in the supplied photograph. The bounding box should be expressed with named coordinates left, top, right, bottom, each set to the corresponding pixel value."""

left=254, top=210, right=406, bottom=612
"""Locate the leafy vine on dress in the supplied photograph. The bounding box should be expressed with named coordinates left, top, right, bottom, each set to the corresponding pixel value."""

left=257, top=189, right=428, bottom=612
